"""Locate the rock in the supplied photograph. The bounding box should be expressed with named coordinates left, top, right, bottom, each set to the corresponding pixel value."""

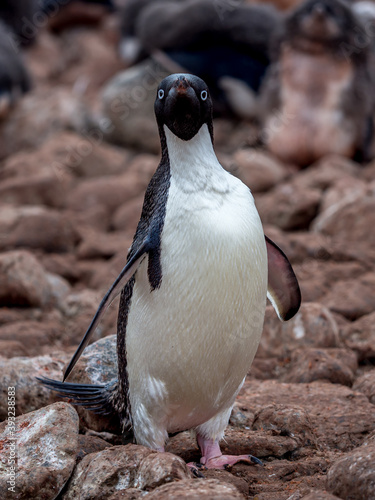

left=258, top=303, right=340, bottom=358
left=0, top=402, right=79, bottom=500
left=0, top=205, right=79, bottom=253
left=0, top=250, right=52, bottom=307
left=294, top=155, right=360, bottom=192
left=77, top=230, right=132, bottom=260
left=32, top=131, right=130, bottom=180
left=252, top=404, right=316, bottom=448
left=125, top=154, right=159, bottom=187
left=342, top=311, right=375, bottom=362
left=294, top=260, right=368, bottom=304
left=301, top=492, right=342, bottom=500
left=60, top=290, right=118, bottom=346
left=255, top=183, right=321, bottom=230
left=0, top=173, right=73, bottom=209
left=0, top=87, right=90, bottom=158
left=112, top=195, right=144, bottom=233
left=76, top=434, right=112, bottom=463
left=312, top=188, right=375, bottom=248
left=321, top=273, right=375, bottom=320
left=0, top=320, right=65, bottom=356
left=353, top=372, right=375, bottom=405
left=326, top=442, right=375, bottom=500
left=237, top=379, right=375, bottom=451
left=100, top=59, right=170, bottom=153
left=0, top=340, right=28, bottom=358
left=0, top=353, right=68, bottom=420
left=233, top=149, right=290, bottom=193
left=65, top=173, right=146, bottom=216
left=146, top=479, right=244, bottom=500
left=63, top=444, right=190, bottom=499
left=282, top=348, right=357, bottom=386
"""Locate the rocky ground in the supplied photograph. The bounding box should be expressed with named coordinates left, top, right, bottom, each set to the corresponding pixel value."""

left=1, top=19, right=375, bottom=500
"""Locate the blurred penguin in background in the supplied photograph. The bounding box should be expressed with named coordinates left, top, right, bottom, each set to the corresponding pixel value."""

left=0, top=0, right=39, bottom=46
left=258, top=0, right=375, bottom=166
left=119, top=0, right=282, bottom=116
left=0, top=17, right=31, bottom=118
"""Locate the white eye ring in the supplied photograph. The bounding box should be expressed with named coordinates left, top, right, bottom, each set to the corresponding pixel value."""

left=158, top=89, right=164, bottom=99
left=201, top=90, right=208, bottom=101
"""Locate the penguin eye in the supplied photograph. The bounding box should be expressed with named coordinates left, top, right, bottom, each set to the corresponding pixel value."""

left=158, top=89, right=164, bottom=99
left=200, top=90, right=208, bottom=101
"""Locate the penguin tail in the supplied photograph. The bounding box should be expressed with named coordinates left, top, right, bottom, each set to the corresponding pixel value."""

left=36, top=376, right=116, bottom=416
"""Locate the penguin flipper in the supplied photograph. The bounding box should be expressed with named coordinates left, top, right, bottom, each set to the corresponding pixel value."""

left=265, top=235, right=301, bottom=321
left=63, top=239, right=151, bottom=381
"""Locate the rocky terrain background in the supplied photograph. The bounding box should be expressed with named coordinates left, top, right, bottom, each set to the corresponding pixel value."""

left=1, top=14, right=375, bottom=500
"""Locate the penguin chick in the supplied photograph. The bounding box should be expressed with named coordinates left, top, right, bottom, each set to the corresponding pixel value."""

left=39, top=74, right=301, bottom=470
left=0, top=21, right=31, bottom=119
left=258, top=0, right=374, bottom=166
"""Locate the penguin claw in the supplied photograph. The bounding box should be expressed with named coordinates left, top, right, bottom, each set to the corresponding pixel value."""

left=249, top=455, right=264, bottom=466
left=186, top=462, right=206, bottom=478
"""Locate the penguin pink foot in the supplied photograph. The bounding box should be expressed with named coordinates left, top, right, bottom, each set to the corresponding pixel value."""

left=188, top=434, right=263, bottom=471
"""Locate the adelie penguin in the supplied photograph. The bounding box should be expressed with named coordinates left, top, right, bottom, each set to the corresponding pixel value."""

left=39, top=74, right=301, bottom=470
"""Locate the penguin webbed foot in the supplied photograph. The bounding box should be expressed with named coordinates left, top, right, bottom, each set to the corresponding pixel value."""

left=196, top=434, right=263, bottom=470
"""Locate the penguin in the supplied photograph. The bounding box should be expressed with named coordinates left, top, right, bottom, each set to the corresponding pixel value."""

left=39, top=74, right=301, bottom=470
left=0, top=21, right=31, bottom=119
left=258, top=0, right=374, bottom=166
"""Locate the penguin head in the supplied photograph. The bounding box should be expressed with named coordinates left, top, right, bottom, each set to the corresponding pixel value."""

left=287, top=0, right=356, bottom=43
left=155, top=73, right=213, bottom=141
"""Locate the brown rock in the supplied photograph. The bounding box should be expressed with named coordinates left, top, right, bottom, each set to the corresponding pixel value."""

left=294, top=260, right=367, bottom=304
left=146, top=479, right=244, bottom=500
left=301, top=492, right=342, bottom=500
left=63, top=444, right=190, bottom=499
left=112, top=195, right=144, bottom=233
left=77, top=230, right=132, bottom=260
left=321, top=273, right=375, bottom=320
left=326, top=443, right=375, bottom=500
left=33, top=131, right=130, bottom=180
left=125, top=154, right=159, bottom=186
left=255, top=183, right=321, bottom=230
left=60, top=290, right=117, bottom=346
left=252, top=404, right=316, bottom=448
left=237, top=379, right=375, bottom=451
left=40, top=253, right=80, bottom=284
left=258, top=303, right=340, bottom=358
left=233, top=149, right=289, bottom=193
left=0, top=340, right=28, bottom=358
left=282, top=348, right=357, bottom=386
left=342, top=311, right=375, bottom=362
left=108, top=490, right=143, bottom=500
left=353, top=372, right=375, bottom=405
left=66, top=173, right=145, bottom=215
left=0, top=250, right=52, bottom=307
left=0, top=353, right=68, bottom=420
left=0, top=87, right=89, bottom=158
left=76, top=434, right=112, bottom=463
left=0, top=173, right=72, bottom=209
left=0, top=320, right=65, bottom=355
left=100, top=59, right=169, bottom=153
left=312, top=189, right=375, bottom=248
left=294, top=155, right=360, bottom=192
left=0, top=402, right=79, bottom=500
left=0, top=205, right=79, bottom=253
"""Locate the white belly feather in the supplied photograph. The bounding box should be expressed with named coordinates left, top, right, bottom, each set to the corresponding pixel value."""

left=126, top=125, right=267, bottom=447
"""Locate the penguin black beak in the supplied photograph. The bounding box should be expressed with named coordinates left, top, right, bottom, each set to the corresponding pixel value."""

left=168, top=77, right=196, bottom=103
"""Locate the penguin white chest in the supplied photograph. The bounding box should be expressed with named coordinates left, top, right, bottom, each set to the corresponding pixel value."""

left=126, top=125, right=267, bottom=440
